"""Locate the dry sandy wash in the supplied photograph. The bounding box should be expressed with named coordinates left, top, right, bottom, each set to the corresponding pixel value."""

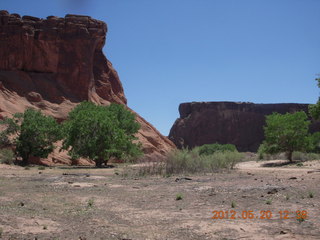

left=0, top=159, right=319, bottom=239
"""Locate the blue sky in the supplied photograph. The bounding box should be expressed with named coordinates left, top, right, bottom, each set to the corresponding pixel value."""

left=2, top=0, right=320, bottom=135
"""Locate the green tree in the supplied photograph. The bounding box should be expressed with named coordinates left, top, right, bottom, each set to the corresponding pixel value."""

left=261, top=111, right=311, bottom=161
left=0, top=109, right=61, bottom=165
left=309, top=76, right=320, bottom=119
left=0, top=113, right=22, bottom=147
left=308, top=132, right=320, bottom=153
left=61, top=102, right=142, bottom=167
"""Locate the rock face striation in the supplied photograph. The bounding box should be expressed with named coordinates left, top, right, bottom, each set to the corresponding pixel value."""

left=0, top=10, right=175, bottom=164
left=169, top=101, right=320, bottom=152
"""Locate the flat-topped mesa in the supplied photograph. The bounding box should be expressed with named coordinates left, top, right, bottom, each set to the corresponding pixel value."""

left=169, top=101, right=320, bottom=152
left=0, top=10, right=125, bottom=104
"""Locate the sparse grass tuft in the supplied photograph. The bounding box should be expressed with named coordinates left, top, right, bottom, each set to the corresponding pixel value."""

left=38, top=166, right=46, bottom=170
left=120, top=157, right=167, bottom=178
left=86, top=198, right=94, bottom=208
left=296, top=162, right=303, bottom=167
left=24, top=167, right=30, bottom=170
left=308, top=191, right=314, bottom=198
left=138, top=160, right=166, bottom=176
left=176, top=193, right=183, bottom=201
left=231, top=201, right=236, bottom=208
left=265, top=199, right=272, bottom=205
left=285, top=195, right=290, bottom=201
left=0, top=227, right=3, bottom=238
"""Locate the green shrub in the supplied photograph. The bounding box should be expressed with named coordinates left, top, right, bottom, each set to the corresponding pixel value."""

left=0, top=149, right=15, bottom=165
left=292, top=151, right=308, bottom=161
left=176, top=193, right=183, bottom=200
left=308, top=132, right=320, bottom=153
left=199, top=151, right=243, bottom=171
left=196, top=143, right=237, bottom=156
left=292, top=152, right=320, bottom=161
left=165, top=148, right=202, bottom=174
left=122, top=146, right=243, bottom=177
left=306, top=153, right=320, bottom=160
left=165, top=148, right=243, bottom=174
left=257, top=143, right=267, bottom=160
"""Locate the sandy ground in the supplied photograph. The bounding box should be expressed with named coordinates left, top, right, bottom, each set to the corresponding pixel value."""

left=0, top=159, right=319, bottom=240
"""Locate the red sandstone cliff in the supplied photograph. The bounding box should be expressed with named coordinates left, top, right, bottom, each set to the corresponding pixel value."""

left=0, top=10, right=175, bottom=165
left=169, top=101, right=320, bottom=152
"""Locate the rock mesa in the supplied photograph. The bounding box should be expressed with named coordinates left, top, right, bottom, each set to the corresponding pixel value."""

left=0, top=10, right=175, bottom=164
left=169, top=101, right=320, bottom=152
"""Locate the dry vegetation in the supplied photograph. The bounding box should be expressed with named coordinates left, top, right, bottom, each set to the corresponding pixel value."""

left=0, top=156, right=319, bottom=239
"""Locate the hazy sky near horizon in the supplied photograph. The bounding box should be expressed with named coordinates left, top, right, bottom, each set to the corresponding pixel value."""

left=2, top=0, right=320, bottom=135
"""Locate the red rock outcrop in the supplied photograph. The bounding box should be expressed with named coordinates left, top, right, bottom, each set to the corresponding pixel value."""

left=169, top=101, right=320, bottom=152
left=0, top=10, right=175, bottom=164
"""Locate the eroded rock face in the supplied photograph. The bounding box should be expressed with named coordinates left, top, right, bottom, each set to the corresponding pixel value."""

left=169, top=101, right=320, bottom=152
left=0, top=10, right=126, bottom=104
left=0, top=10, right=175, bottom=164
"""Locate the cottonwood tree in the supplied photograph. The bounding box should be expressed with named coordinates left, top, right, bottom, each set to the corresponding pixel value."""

left=61, top=102, right=142, bottom=167
left=309, top=76, right=320, bottom=119
left=0, top=109, right=61, bottom=165
left=261, top=111, right=310, bottom=161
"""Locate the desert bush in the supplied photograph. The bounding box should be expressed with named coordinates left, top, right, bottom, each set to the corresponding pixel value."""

left=165, top=148, right=243, bottom=174
left=306, top=153, right=320, bottom=160
left=201, top=151, right=243, bottom=171
left=257, top=149, right=320, bottom=161
left=120, top=148, right=243, bottom=177
left=137, top=161, right=166, bottom=176
left=165, top=148, right=205, bottom=174
left=196, top=143, right=237, bottom=156
left=292, top=151, right=320, bottom=161
left=292, top=151, right=308, bottom=161
left=0, top=148, right=15, bottom=165
left=119, top=157, right=167, bottom=178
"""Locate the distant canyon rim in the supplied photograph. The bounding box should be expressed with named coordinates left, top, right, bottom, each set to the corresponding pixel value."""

left=169, top=101, right=320, bottom=152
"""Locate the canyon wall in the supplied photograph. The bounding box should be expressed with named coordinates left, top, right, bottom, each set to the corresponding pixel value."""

left=0, top=10, right=175, bottom=164
left=169, top=101, right=320, bottom=152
